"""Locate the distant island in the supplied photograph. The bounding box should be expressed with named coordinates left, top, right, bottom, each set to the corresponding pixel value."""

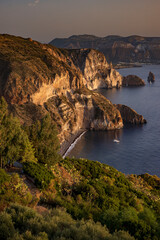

left=50, top=34, right=160, bottom=66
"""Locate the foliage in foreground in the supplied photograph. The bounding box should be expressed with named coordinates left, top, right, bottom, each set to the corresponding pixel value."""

left=0, top=97, right=37, bottom=168
left=41, top=158, right=160, bottom=240
left=0, top=169, right=35, bottom=211
left=0, top=204, right=135, bottom=240
left=25, top=114, right=61, bottom=166
left=0, top=97, right=61, bottom=168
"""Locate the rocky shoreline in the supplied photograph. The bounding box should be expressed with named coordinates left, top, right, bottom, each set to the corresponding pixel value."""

left=59, top=129, right=87, bottom=157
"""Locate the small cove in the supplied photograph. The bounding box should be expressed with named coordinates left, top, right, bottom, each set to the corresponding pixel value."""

left=67, top=65, right=160, bottom=177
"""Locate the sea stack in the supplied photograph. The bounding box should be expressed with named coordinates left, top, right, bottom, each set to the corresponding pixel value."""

left=122, top=75, right=145, bottom=87
left=148, top=72, right=155, bottom=83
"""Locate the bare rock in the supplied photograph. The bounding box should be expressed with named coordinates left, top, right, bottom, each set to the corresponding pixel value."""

left=67, top=49, right=123, bottom=90
left=148, top=72, right=155, bottom=83
left=122, top=75, right=145, bottom=87
left=115, top=104, right=147, bottom=125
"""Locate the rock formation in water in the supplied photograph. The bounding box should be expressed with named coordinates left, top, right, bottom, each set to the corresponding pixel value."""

left=50, top=34, right=160, bottom=64
left=122, top=75, right=145, bottom=86
left=115, top=104, right=147, bottom=124
left=147, top=72, right=155, bottom=83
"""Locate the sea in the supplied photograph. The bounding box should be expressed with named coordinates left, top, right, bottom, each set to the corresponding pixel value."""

left=67, top=65, right=160, bottom=177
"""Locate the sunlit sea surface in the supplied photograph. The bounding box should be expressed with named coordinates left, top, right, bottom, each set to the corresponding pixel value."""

left=67, top=65, right=160, bottom=176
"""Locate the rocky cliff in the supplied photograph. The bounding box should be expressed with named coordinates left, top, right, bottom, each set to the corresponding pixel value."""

left=50, top=34, right=160, bottom=64
left=115, top=104, right=147, bottom=124
left=122, top=75, right=145, bottom=87
left=0, top=34, right=123, bottom=147
left=65, top=49, right=122, bottom=89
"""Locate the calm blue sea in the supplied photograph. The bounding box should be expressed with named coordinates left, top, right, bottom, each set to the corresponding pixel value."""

left=67, top=65, right=160, bottom=176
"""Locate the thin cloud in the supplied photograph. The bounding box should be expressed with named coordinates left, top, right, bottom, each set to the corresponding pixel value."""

left=28, top=0, right=40, bottom=7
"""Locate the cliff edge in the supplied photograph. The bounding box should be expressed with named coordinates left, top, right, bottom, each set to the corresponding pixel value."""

left=0, top=34, right=123, bottom=146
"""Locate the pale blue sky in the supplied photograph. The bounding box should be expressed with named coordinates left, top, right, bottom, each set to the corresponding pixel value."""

left=0, top=0, right=159, bottom=43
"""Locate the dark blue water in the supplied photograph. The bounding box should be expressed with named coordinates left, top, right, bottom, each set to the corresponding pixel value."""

left=68, top=65, right=160, bottom=176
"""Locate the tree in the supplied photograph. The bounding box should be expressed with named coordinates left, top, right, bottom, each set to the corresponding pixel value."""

left=0, top=97, right=37, bottom=168
left=28, top=114, right=61, bottom=166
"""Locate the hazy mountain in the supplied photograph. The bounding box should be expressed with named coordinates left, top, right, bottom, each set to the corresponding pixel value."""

left=50, top=34, right=160, bottom=64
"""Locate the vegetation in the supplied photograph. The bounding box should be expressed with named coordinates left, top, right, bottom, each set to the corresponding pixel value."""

left=0, top=169, right=34, bottom=211
left=0, top=98, right=60, bottom=168
left=40, top=158, right=160, bottom=240
left=0, top=78, right=159, bottom=239
left=25, top=114, right=61, bottom=166
left=23, top=162, right=55, bottom=189
left=0, top=204, right=135, bottom=240
left=0, top=97, right=37, bottom=168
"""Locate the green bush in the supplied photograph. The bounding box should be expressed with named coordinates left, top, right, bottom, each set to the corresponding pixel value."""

left=23, top=162, right=54, bottom=189
left=0, top=169, right=33, bottom=210
left=0, top=212, right=15, bottom=240
left=2, top=204, right=135, bottom=240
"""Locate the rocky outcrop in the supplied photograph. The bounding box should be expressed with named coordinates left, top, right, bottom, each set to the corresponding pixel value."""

left=0, top=34, right=123, bottom=146
left=50, top=34, right=160, bottom=64
left=122, top=75, right=145, bottom=87
left=148, top=72, right=155, bottom=83
left=11, top=89, right=123, bottom=144
left=0, top=35, right=122, bottom=106
left=115, top=104, right=147, bottom=125
left=65, top=49, right=123, bottom=90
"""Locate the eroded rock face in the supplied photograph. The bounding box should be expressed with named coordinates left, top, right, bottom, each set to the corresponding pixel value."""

left=50, top=90, right=123, bottom=144
left=115, top=104, right=147, bottom=124
left=12, top=89, right=123, bottom=144
left=68, top=49, right=123, bottom=90
left=0, top=34, right=146, bottom=149
left=122, top=75, right=145, bottom=87
left=0, top=34, right=124, bottom=145
left=148, top=72, right=155, bottom=83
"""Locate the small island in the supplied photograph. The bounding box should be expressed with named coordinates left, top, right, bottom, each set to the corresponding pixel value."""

left=122, top=75, right=145, bottom=86
left=148, top=71, right=155, bottom=83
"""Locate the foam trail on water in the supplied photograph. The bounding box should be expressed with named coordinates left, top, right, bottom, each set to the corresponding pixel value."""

left=63, top=131, right=87, bottom=158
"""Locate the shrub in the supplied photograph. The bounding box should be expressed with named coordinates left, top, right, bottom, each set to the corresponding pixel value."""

left=23, top=162, right=54, bottom=189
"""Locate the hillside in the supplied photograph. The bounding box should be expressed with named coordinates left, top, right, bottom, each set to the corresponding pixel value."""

left=0, top=34, right=125, bottom=147
left=1, top=158, right=160, bottom=240
left=50, top=34, right=160, bottom=64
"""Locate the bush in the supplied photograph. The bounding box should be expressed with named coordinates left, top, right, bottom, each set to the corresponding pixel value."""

left=23, top=162, right=54, bottom=189
left=0, top=212, right=15, bottom=240
left=2, top=204, right=135, bottom=240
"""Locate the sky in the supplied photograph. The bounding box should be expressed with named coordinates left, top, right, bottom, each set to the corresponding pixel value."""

left=0, top=0, right=159, bottom=43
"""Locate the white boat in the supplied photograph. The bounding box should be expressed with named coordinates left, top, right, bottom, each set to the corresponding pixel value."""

left=113, top=139, right=120, bottom=143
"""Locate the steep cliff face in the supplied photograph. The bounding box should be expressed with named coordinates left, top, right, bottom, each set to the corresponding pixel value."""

left=66, top=49, right=122, bottom=89
left=0, top=34, right=123, bottom=146
left=115, top=104, right=147, bottom=124
left=0, top=35, right=122, bottom=106
left=50, top=34, right=160, bottom=64
left=11, top=89, right=123, bottom=145
left=0, top=35, right=84, bottom=105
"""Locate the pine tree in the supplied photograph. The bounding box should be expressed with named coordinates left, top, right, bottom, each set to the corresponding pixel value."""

left=21, top=135, right=37, bottom=163
left=0, top=97, right=37, bottom=168
left=28, top=114, right=61, bottom=166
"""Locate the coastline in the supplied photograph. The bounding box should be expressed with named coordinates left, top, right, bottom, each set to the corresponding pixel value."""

left=59, top=129, right=87, bottom=158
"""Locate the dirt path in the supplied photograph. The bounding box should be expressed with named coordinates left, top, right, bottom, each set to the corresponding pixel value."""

left=20, top=174, right=41, bottom=199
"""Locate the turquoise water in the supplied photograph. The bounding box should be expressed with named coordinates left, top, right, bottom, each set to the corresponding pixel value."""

left=67, top=65, right=160, bottom=176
